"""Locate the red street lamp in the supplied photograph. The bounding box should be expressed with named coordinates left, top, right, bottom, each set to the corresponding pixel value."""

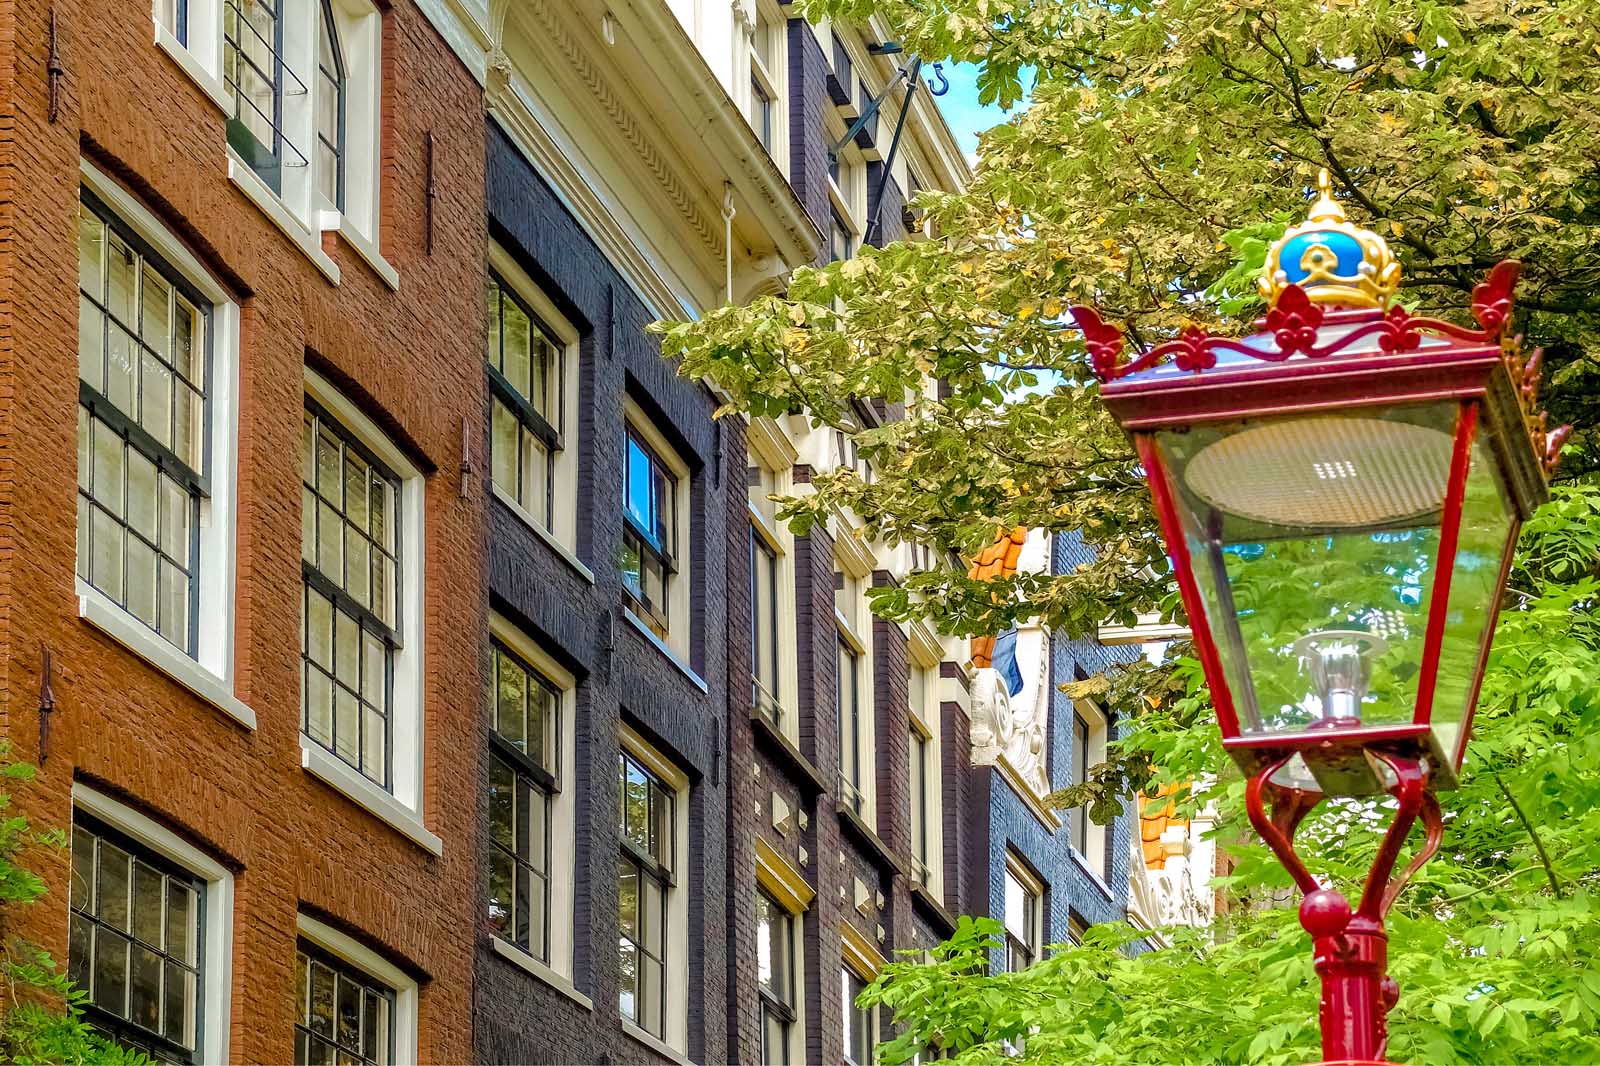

left=1073, top=173, right=1569, bottom=1064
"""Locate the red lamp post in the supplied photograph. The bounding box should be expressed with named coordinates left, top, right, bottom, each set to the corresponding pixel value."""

left=1073, top=173, right=1568, bottom=1064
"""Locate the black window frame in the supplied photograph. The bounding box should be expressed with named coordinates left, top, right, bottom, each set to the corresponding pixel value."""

left=617, top=750, right=676, bottom=1039
left=69, top=811, right=208, bottom=1064
left=301, top=397, right=404, bottom=790
left=294, top=940, right=397, bottom=1066
left=749, top=525, right=782, bottom=724
left=756, top=890, right=797, bottom=1066
left=485, top=639, right=560, bottom=963
left=836, top=634, right=864, bottom=814
left=77, top=187, right=213, bottom=659
left=222, top=0, right=309, bottom=194
left=621, top=423, right=680, bottom=634
left=315, top=0, right=348, bottom=211
left=1071, top=712, right=1090, bottom=854
left=485, top=269, right=567, bottom=529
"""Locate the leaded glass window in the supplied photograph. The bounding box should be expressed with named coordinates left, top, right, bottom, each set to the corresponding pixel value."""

left=485, top=271, right=564, bottom=530
left=223, top=0, right=307, bottom=191
left=295, top=944, right=394, bottom=1066
left=486, top=641, right=559, bottom=961
left=301, top=403, right=401, bottom=788
left=618, top=751, right=674, bottom=1037
left=76, top=195, right=207, bottom=655
left=69, top=816, right=203, bottom=1064
left=621, top=426, right=678, bottom=636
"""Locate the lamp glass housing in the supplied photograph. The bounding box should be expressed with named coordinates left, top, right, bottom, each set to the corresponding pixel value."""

left=1150, top=399, right=1515, bottom=780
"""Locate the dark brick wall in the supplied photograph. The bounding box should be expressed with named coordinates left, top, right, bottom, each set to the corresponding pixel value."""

left=0, top=0, right=488, bottom=1060
left=786, top=20, right=835, bottom=260
left=476, top=120, right=730, bottom=1066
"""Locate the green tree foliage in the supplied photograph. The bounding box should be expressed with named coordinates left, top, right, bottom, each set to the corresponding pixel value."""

left=0, top=749, right=148, bottom=1065
left=652, top=0, right=1600, bottom=1058
left=857, top=484, right=1600, bottom=1063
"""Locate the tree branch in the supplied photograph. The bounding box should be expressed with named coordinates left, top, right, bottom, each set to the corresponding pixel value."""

left=1494, top=773, right=1563, bottom=898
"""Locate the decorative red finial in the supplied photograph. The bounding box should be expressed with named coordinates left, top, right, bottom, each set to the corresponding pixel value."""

left=1471, top=260, right=1520, bottom=339
left=1262, top=284, right=1324, bottom=356
left=1071, top=305, right=1127, bottom=382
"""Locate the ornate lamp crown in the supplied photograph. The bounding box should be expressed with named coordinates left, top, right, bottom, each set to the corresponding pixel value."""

left=1258, top=170, right=1401, bottom=310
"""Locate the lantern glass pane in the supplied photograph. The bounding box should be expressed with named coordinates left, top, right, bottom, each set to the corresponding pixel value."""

left=1428, top=437, right=1514, bottom=772
left=1157, top=403, right=1459, bottom=741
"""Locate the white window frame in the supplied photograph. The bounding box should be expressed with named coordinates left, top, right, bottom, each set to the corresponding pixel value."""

left=743, top=0, right=788, bottom=174
left=1003, top=851, right=1044, bottom=972
left=486, top=612, right=589, bottom=1008
left=301, top=366, right=437, bottom=855
left=621, top=400, right=693, bottom=666
left=833, top=536, right=876, bottom=824
left=1070, top=699, right=1109, bottom=876
left=907, top=661, right=943, bottom=900
left=747, top=431, right=799, bottom=742
left=296, top=912, right=419, bottom=1065
left=71, top=782, right=235, bottom=1066
left=152, top=0, right=391, bottom=286
left=75, top=159, right=251, bottom=732
left=618, top=725, right=691, bottom=1058
left=486, top=242, right=588, bottom=579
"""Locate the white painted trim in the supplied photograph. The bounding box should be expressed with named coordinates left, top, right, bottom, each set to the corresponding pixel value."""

left=492, top=485, right=595, bottom=584
left=409, top=0, right=491, bottom=84
left=488, top=613, right=578, bottom=983
left=153, top=22, right=232, bottom=113
left=296, top=913, right=420, bottom=1065
left=72, top=783, right=234, bottom=1065
left=304, top=367, right=427, bottom=821
left=623, top=610, right=708, bottom=693
left=300, top=742, right=443, bottom=856
left=227, top=151, right=341, bottom=284
left=623, top=1021, right=696, bottom=1066
left=324, top=212, right=400, bottom=291
left=78, top=585, right=256, bottom=730
left=75, top=159, right=244, bottom=728
left=490, top=937, right=595, bottom=1011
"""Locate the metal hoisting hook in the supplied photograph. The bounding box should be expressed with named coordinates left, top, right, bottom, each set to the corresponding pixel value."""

left=928, top=61, right=950, bottom=96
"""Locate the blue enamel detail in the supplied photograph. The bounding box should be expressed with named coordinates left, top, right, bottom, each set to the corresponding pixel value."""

left=1278, top=230, right=1366, bottom=283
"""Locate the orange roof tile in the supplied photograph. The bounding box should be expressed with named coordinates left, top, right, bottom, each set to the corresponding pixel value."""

left=967, top=528, right=1028, bottom=667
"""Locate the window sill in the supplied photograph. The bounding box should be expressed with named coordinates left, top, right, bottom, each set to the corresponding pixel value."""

left=321, top=210, right=399, bottom=291
left=489, top=938, right=593, bottom=1011
left=750, top=709, right=827, bottom=797
left=492, top=486, right=594, bottom=584
left=621, top=1021, right=694, bottom=1066
left=1069, top=848, right=1116, bottom=903
left=909, top=880, right=956, bottom=937
left=837, top=802, right=905, bottom=876
left=300, top=741, right=442, bottom=856
left=153, top=23, right=231, bottom=113
left=77, top=583, right=255, bottom=731
left=622, top=610, right=707, bottom=693
left=227, top=152, right=341, bottom=285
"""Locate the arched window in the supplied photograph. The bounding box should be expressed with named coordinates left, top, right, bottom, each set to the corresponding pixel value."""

left=316, top=0, right=346, bottom=210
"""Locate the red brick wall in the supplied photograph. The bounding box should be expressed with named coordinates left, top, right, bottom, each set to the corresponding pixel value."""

left=0, top=0, right=487, bottom=1060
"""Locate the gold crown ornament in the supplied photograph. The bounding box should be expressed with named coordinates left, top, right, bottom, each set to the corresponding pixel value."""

left=1258, top=170, right=1402, bottom=311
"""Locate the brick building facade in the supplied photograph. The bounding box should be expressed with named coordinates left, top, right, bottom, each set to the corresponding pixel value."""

left=0, top=0, right=1143, bottom=1062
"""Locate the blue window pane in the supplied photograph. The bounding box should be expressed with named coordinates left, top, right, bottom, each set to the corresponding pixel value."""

left=626, top=436, right=653, bottom=530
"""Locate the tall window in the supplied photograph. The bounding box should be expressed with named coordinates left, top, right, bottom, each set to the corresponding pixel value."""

left=618, top=751, right=674, bottom=1037
left=1071, top=712, right=1089, bottom=853
left=1003, top=858, right=1042, bottom=972
left=76, top=196, right=208, bottom=656
left=746, top=3, right=783, bottom=159
left=837, top=635, right=864, bottom=814
left=487, top=641, right=559, bottom=962
left=756, top=891, right=797, bottom=1065
left=301, top=402, right=401, bottom=788
left=69, top=817, right=204, bottom=1063
left=295, top=943, right=394, bottom=1065
left=315, top=0, right=346, bottom=209
left=1070, top=702, right=1110, bottom=875
left=829, top=210, right=854, bottom=263
left=486, top=271, right=565, bottom=530
left=621, top=423, right=680, bottom=638
left=909, top=726, right=932, bottom=883
left=224, top=0, right=303, bottom=191
left=750, top=529, right=781, bottom=718
left=842, top=967, right=872, bottom=1065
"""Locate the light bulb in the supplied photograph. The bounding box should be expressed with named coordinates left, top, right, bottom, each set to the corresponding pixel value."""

left=1292, top=629, right=1387, bottom=726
